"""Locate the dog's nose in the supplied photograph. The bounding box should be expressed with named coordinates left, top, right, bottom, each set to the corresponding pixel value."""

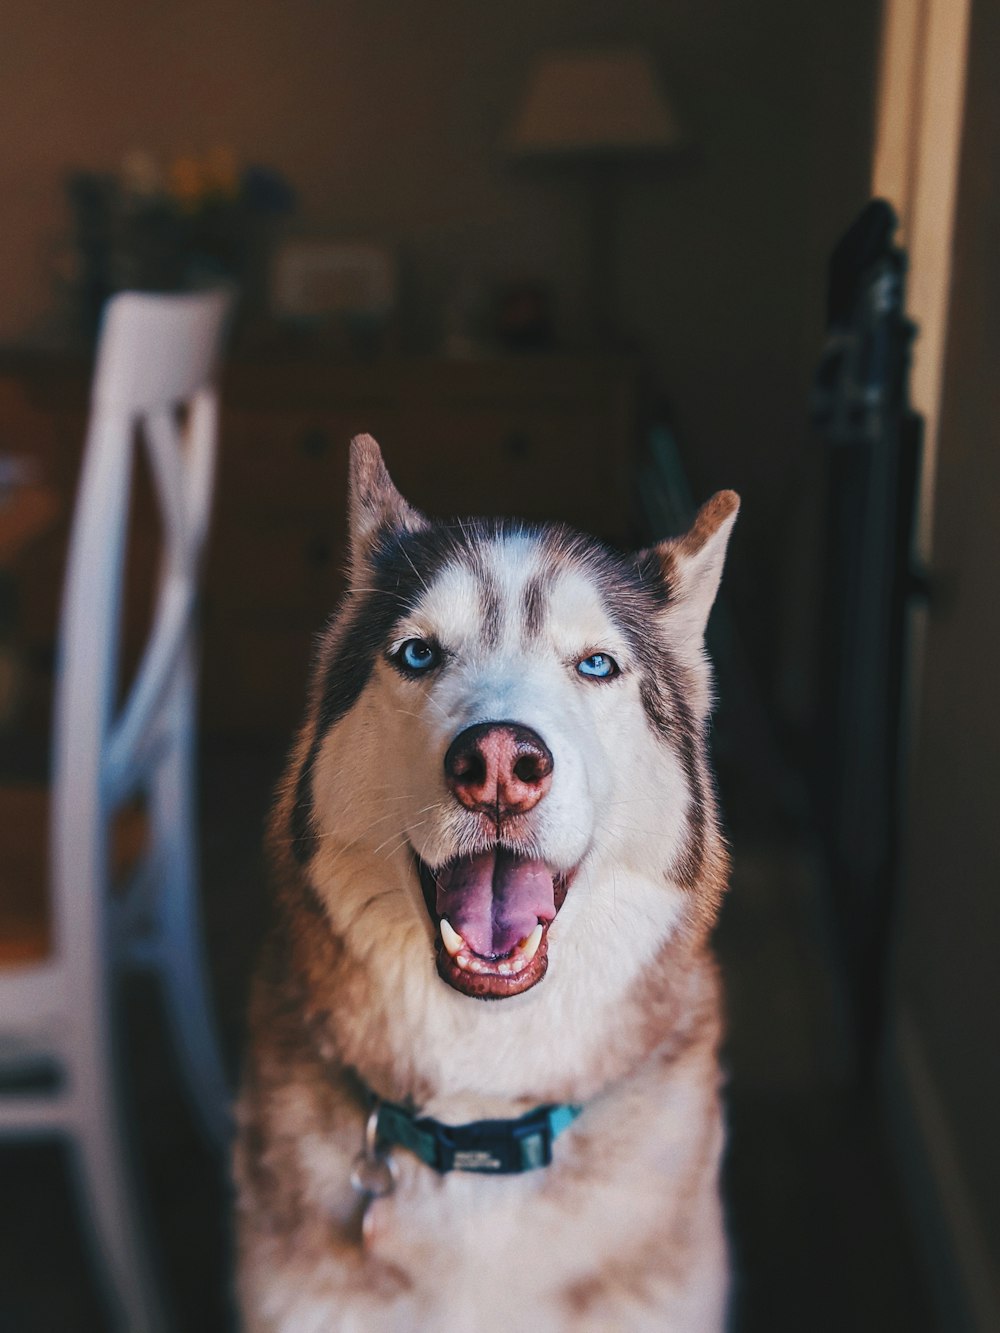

left=444, top=722, right=553, bottom=817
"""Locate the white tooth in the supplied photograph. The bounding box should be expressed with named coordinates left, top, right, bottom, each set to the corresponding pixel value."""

left=519, top=924, right=544, bottom=962
left=440, top=918, right=464, bottom=957
left=498, top=962, right=512, bottom=976
left=455, top=952, right=470, bottom=971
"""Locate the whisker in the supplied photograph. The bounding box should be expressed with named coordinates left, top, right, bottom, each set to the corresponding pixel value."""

left=398, top=542, right=431, bottom=598
left=378, top=830, right=422, bottom=862
left=372, top=819, right=428, bottom=858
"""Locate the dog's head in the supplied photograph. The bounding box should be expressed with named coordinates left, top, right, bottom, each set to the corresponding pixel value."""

left=287, top=436, right=737, bottom=1005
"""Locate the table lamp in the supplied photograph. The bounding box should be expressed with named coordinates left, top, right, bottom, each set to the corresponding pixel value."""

left=505, top=47, right=684, bottom=348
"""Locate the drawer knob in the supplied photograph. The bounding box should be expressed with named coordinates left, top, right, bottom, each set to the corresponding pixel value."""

left=305, top=537, right=331, bottom=567
left=299, top=428, right=330, bottom=458
left=503, top=431, right=532, bottom=460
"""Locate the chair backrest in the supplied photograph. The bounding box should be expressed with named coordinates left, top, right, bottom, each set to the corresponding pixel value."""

left=49, top=289, right=232, bottom=979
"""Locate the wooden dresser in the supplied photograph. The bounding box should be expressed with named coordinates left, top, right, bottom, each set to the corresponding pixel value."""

left=1, top=354, right=638, bottom=738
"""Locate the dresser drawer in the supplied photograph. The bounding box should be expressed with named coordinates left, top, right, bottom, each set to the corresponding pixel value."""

left=205, top=509, right=347, bottom=619
left=392, top=406, right=628, bottom=540
left=217, top=408, right=395, bottom=512
left=201, top=619, right=316, bottom=736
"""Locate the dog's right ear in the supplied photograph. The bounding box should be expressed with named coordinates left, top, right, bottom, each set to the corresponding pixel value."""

left=637, top=490, right=739, bottom=646
left=347, top=434, right=427, bottom=572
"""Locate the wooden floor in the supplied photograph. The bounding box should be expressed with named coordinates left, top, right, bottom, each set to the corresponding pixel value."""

left=0, top=742, right=933, bottom=1332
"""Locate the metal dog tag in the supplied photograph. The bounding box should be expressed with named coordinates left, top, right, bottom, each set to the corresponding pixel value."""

left=350, top=1149, right=396, bottom=1200
left=349, top=1104, right=397, bottom=1248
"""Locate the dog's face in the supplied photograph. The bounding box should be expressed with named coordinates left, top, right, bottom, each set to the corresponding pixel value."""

left=292, top=437, right=737, bottom=1005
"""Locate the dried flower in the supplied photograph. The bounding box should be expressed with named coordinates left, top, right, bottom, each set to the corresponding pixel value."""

left=120, top=149, right=163, bottom=199
left=168, top=155, right=205, bottom=210
left=203, top=146, right=240, bottom=200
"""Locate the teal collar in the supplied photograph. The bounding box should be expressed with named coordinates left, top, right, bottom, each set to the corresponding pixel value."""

left=375, top=1098, right=582, bottom=1174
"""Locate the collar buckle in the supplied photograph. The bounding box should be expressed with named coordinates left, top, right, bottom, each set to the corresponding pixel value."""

left=430, top=1104, right=556, bottom=1174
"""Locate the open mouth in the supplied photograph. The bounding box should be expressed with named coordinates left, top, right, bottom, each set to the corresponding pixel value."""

left=416, top=848, right=574, bottom=999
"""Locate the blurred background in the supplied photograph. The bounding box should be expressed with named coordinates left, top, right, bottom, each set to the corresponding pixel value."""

left=0, top=0, right=997, bottom=1329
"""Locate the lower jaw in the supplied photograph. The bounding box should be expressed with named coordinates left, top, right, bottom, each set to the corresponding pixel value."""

left=416, top=854, right=573, bottom=1000
left=434, top=933, right=550, bottom=999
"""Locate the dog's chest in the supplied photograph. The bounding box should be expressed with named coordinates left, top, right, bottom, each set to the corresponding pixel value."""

left=356, top=1163, right=622, bottom=1325
left=300, top=1050, right=723, bottom=1322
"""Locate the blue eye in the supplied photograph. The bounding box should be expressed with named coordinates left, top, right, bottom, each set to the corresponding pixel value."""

left=577, top=653, right=619, bottom=680
left=396, top=638, right=441, bottom=674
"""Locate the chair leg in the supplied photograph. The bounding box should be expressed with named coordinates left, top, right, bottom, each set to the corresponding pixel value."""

left=70, top=1050, right=169, bottom=1333
left=152, top=652, right=231, bottom=1148
left=157, top=919, right=232, bottom=1148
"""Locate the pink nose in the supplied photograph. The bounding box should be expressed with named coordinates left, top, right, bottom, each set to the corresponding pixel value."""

left=444, top=722, right=553, bottom=817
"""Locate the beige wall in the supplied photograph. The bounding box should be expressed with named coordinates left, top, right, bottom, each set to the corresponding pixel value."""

left=896, top=0, right=1000, bottom=1322
left=871, top=0, right=974, bottom=560
left=889, top=0, right=1000, bottom=1323
left=0, top=0, right=879, bottom=684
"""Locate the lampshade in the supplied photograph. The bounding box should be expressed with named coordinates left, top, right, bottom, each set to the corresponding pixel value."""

left=506, top=47, right=682, bottom=160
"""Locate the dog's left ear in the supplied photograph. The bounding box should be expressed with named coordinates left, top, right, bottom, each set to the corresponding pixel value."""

left=347, top=434, right=427, bottom=572
left=637, top=490, right=739, bottom=642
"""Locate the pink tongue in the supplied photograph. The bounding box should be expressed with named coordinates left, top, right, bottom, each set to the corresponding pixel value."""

left=435, top=849, right=556, bottom=958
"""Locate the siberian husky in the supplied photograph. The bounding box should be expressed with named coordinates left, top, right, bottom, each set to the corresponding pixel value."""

left=235, top=435, right=739, bottom=1331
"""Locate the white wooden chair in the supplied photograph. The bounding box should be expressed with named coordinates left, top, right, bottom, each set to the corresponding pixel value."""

left=0, top=289, right=233, bottom=1332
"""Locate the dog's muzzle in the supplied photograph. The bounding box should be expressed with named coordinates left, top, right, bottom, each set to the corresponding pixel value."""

left=418, top=718, right=576, bottom=999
